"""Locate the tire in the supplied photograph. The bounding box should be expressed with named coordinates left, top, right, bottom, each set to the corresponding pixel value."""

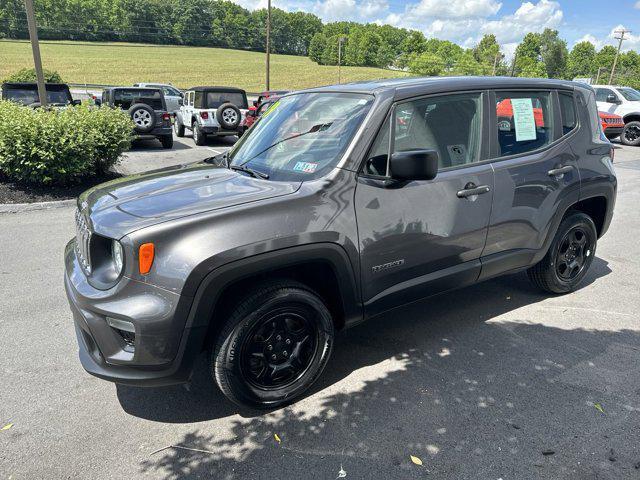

left=211, top=280, right=335, bottom=409
left=159, top=135, right=173, bottom=149
left=128, top=103, right=156, bottom=134
left=621, top=121, right=640, bottom=146
left=193, top=122, right=207, bottom=146
left=174, top=117, right=185, bottom=137
left=527, top=212, right=597, bottom=294
left=216, top=102, right=241, bottom=130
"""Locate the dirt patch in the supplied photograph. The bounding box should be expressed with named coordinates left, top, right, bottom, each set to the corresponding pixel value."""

left=0, top=172, right=122, bottom=204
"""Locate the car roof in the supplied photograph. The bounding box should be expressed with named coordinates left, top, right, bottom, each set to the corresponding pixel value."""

left=186, top=86, right=246, bottom=94
left=2, top=82, right=70, bottom=89
left=106, top=86, right=162, bottom=91
left=298, top=76, right=581, bottom=100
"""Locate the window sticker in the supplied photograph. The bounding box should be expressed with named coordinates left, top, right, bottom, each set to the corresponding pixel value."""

left=511, top=98, right=537, bottom=141
left=293, top=161, right=318, bottom=173
left=447, top=144, right=467, bottom=166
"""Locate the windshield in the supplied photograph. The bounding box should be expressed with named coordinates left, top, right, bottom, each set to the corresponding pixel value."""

left=619, top=87, right=640, bottom=101
left=4, top=88, right=71, bottom=105
left=228, top=92, right=373, bottom=181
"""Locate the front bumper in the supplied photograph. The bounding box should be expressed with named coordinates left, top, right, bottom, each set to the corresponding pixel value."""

left=604, top=126, right=623, bottom=138
left=64, top=240, right=205, bottom=386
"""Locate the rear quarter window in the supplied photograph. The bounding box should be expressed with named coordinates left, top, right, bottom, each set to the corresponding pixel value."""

left=559, top=92, right=577, bottom=135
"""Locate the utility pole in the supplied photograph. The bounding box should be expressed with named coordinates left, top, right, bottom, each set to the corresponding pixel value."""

left=492, top=53, right=499, bottom=76
left=24, top=0, right=47, bottom=107
left=595, top=66, right=607, bottom=84
left=609, top=28, right=630, bottom=84
left=510, top=50, right=518, bottom=77
left=337, top=36, right=346, bottom=84
left=265, top=0, right=271, bottom=91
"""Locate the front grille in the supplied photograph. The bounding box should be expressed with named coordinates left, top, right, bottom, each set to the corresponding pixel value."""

left=604, top=117, right=623, bottom=125
left=75, top=209, right=92, bottom=274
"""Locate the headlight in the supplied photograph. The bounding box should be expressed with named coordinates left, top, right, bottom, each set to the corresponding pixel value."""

left=112, top=240, right=124, bottom=276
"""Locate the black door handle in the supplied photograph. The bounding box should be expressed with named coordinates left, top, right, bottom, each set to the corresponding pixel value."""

left=548, top=165, right=573, bottom=177
left=457, top=184, right=491, bottom=198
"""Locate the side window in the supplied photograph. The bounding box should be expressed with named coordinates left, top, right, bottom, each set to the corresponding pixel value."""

left=194, top=91, right=203, bottom=108
left=495, top=91, right=553, bottom=157
left=595, top=88, right=615, bottom=103
left=363, top=92, right=483, bottom=175
left=187, top=92, right=194, bottom=107
left=559, top=92, right=577, bottom=135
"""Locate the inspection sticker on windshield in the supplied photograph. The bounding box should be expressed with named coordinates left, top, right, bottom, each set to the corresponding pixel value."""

left=511, top=98, right=537, bottom=142
left=293, top=161, right=318, bottom=173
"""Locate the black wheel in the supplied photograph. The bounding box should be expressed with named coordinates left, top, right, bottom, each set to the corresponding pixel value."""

left=128, top=103, right=156, bottom=133
left=621, top=121, right=640, bottom=146
left=174, top=117, right=185, bottom=137
left=212, top=281, right=334, bottom=409
left=527, top=212, right=597, bottom=294
left=216, top=102, right=241, bottom=130
left=159, top=135, right=173, bottom=149
left=193, top=122, right=207, bottom=146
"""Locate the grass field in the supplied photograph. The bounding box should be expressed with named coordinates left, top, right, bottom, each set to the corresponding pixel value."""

left=0, top=40, right=410, bottom=92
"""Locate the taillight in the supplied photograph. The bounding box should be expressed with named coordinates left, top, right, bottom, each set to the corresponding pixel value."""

left=200, top=111, right=209, bottom=120
left=162, top=112, right=170, bottom=122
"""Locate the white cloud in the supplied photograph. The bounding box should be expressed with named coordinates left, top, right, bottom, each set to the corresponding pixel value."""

left=635, top=1, right=640, bottom=8
left=404, top=0, right=502, bottom=21
left=479, top=0, right=563, bottom=44
left=575, top=34, right=604, bottom=50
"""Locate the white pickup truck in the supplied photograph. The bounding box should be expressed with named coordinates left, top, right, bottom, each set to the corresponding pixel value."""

left=174, top=86, right=248, bottom=145
left=593, top=85, right=640, bottom=146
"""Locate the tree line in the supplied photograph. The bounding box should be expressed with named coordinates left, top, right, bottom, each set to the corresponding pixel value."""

left=0, top=0, right=322, bottom=56
left=1, top=0, right=638, bottom=88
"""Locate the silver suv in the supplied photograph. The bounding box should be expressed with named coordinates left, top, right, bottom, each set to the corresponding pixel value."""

left=65, top=77, right=616, bottom=409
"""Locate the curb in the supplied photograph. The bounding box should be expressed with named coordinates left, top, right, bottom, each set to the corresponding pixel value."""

left=0, top=198, right=76, bottom=214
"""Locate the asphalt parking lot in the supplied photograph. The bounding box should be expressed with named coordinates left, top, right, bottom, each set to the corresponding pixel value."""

left=1, top=142, right=639, bottom=479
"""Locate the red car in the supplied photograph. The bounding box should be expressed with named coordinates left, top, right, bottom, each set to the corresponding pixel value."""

left=242, top=93, right=286, bottom=134
left=599, top=111, right=624, bottom=140
left=496, top=99, right=545, bottom=128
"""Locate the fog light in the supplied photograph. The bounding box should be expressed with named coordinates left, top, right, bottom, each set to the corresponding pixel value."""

left=106, top=317, right=134, bottom=333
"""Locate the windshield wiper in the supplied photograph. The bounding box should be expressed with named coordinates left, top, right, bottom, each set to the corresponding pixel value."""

left=230, top=164, right=270, bottom=179
left=237, top=122, right=333, bottom=167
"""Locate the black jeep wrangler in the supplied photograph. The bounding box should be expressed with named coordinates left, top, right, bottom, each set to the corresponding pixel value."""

left=1, top=82, right=81, bottom=107
left=101, top=87, right=173, bottom=149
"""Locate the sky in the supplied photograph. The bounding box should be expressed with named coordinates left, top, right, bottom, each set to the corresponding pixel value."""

left=232, top=0, right=640, bottom=58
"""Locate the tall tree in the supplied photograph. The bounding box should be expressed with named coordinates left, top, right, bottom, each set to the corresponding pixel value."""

left=567, top=41, right=596, bottom=79
left=539, top=28, right=568, bottom=78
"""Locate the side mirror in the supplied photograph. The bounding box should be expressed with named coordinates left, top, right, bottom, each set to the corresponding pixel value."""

left=72, top=99, right=82, bottom=106
left=390, top=149, right=439, bottom=181
left=93, top=99, right=102, bottom=106
left=606, top=94, right=620, bottom=104
left=178, top=99, right=183, bottom=106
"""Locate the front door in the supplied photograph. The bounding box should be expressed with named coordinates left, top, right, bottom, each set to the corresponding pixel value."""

left=481, top=89, right=581, bottom=277
left=355, top=92, right=494, bottom=317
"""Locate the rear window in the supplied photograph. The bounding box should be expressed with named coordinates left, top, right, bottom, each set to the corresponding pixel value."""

left=113, top=89, right=164, bottom=110
left=3, top=86, right=71, bottom=105
left=495, top=91, right=553, bottom=157
left=205, top=92, right=246, bottom=109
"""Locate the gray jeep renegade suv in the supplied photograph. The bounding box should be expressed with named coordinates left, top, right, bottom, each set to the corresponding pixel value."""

left=64, top=77, right=616, bottom=409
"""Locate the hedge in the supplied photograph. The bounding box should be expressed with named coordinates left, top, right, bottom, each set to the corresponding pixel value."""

left=2, top=68, right=64, bottom=84
left=0, top=102, right=133, bottom=185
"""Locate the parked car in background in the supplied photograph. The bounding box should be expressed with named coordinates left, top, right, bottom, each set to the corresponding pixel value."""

left=174, top=86, right=248, bottom=145
left=133, top=83, right=183, bottom=115
left=593, top=85, right=640, bottom=146
left=1, top=82, right=80, bottom=107
left=496, top=98, right=545, bottom=129
left=101, top=87, right=173, bottom=149
left=65, top=77, right=616, bottom=409
left=242, top=95, right=281, bottom=134
left=599, top=111, right=625, bottom=140
left=254, top=90, right=289, bottom=108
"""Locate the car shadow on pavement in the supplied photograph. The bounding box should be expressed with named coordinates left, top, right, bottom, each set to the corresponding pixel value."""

left=129, top=138, right=192, bottom=151
left=117, top=257, right=612, bottom=427
left=134, top=257, right=640, bottom=479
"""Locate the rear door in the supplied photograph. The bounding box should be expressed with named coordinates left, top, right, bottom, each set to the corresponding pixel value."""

left=480, top=89, right=581, bottom=278
left=355, top=91, right=494, bottom=317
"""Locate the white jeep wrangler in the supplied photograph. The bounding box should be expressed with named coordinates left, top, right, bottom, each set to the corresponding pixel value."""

left=593, top=85, right=640, bottom=146
left=175, top=86, right=248, bottom=145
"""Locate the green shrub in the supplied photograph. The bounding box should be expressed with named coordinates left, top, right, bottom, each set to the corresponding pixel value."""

left=0, top=102, right=133, bottom=185
left=3, top=68, right=64, bottom=84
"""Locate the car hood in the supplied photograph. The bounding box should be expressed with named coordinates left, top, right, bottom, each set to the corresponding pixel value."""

left=79, top=162, right=301, bottom=239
